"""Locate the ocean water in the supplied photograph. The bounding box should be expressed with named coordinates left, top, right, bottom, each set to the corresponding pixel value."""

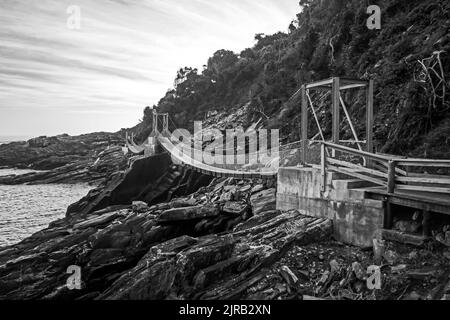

left=0, top=169, right=91, bottom=247
left=0, top=136, right=30, bottom=145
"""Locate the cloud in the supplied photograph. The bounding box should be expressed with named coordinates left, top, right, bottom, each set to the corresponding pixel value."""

left=0, top=0, right=299, bottom=136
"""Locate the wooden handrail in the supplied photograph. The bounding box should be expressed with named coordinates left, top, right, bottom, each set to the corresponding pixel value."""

left=320, top=141, right=450, bottom=196
left=321, top=141, right=450, bottom=166
left=320, top=141, right=392, bottom=162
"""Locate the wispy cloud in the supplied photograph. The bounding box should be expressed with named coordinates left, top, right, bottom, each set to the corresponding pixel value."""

left=0, top=0, right=299, bottom=136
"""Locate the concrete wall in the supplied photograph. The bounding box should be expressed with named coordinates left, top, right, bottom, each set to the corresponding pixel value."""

left=277, top=167, right=384, bottom=247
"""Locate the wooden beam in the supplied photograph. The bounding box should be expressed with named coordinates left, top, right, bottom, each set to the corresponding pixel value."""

left=422, top=211, right=431, bottom=237
left=327, top=157, right=388, bottom=179
left=306, top=78, right=333, bottom=89
left=321, top=143, right=326, bottom=192
left=301, top=85, right=308, bottom=164
left=396, top=160, right=450, bottom=167
left=339, top=83, right=368, bottom=90
left=385, top=201, right=393, bottom=229
left=340, top=97, right=363, bottom=152
left=322, top=141, right=392, bottom=162
left=332, top=77, right=340, bottom=148
left=327, top=164, right=387, bottom=186
left=387, top=161, right=396, bottom=194
left=396, top=176, right=450, bottom=185
left=366, top=80, right=374, bottom=155
left=367, top=190, right=450, bottom=215
left=395, top=185, right=450, bottom=194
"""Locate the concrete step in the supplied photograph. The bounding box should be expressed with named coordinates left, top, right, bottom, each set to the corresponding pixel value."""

left=332, top=179, right=377, bottom=190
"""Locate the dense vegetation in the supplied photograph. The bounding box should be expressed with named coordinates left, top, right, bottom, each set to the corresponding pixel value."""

left=136, top=0, right=449, bottom=158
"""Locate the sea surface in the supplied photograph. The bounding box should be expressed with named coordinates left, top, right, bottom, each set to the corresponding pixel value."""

left=0, top=168, right=91, bottom=247
left=0, top=136, right=30, bottom=145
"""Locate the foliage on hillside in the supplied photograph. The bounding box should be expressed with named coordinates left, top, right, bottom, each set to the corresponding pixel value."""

left=138, top=0, right=450, bottom=158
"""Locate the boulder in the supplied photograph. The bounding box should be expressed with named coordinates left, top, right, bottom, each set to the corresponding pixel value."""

left=222, top=202, right=249, bottom=216
left=250, top=188, right=276, bottom=215
left=132, top=201, right=149, bottom=213
left=158, top=205, right=220, bottom=223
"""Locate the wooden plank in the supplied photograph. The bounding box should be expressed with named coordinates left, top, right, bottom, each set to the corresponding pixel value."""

left=340, top=97, right=363, bottom=152
left=366, top=80, right=374, bottom=155
left=321, top=144, right=326, bottom=192
left=327, top=158, right=388, bottom=179
left=327, top=164, right=387, bottom=187
left=387, top=161, right=396, bottom=194
left=306, top=78, right=333, bottom=89
left=367, top=190, right=450, bottom=215
left=382, top=229, right=426, bottom=246
left=395, top=185, right=450, bottom=194
left=375, top=158, right=408, bottom=176
left=322, top=141, right=391, bottom=161
left=340, top=78, right=369, bottom=85
left=332, top=77, right=340, bottom=146
left=397, top=161, right=450, bottom=167
left=423, top=211, right=431, bottom=237
left=301, top=85, right=308, bottom=164
left=385, top=201, right=393, bottom=229
left=405, top=172, right=450, bottom=179
left=396, top=176, right=450, bottom=185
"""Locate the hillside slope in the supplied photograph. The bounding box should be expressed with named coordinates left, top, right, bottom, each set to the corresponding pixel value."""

left=137, top=0, right=449, bottom=159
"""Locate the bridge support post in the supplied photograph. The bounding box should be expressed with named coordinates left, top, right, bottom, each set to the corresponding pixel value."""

left=366, top=80, right=374, bottom=167
left=321, top=143, right=326, bottom=192
left=385, top=200, right=394, bottom=229
left=387, top=160, right=396, bottom=194
left=332, top=77, right=340, bottom=158
left=301, top=85, right=308, bottom=164
left=422, top=211, right=431, bottom=237
left=161, top=113, right=170, bottom=137
left=151, top=112, right=159, bottom=137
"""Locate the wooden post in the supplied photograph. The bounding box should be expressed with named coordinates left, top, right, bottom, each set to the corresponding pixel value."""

left=385, top=200, right=394, bottom=229
left=422, top=211, right=431, bottom=237
left=151, top=112, right=158, bottom=136
left=321, top=143, right=326, bottom=192
left=366, top=80, right=374, bottom=167
left=332, top=78, right=340, bottom=157
left=301, top=85, right=308, bottom=164
left=387, top=160, right=396, bottom=194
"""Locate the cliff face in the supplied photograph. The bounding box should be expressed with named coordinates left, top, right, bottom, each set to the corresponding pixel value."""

left=144, top=0, right=449, bottom=158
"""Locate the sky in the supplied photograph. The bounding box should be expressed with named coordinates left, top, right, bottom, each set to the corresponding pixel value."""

left=0, top=0, right=299, bottom=137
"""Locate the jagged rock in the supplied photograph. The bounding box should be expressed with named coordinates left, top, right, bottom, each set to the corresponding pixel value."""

left=352, top=262, right=365, bottom=280
left=0, top=133, right=128, bottom=185
left=73, top=210, right=127, bottom=230
left=394, top=220, right=421, bottom=234
left=158, top=205, right=220, bottom=223
left=170, top=198, right=197, bottom=208
left=222, top=202, right=249, bottom=216
left=251, top=184, right=264, bottom=194
left=250, top=188, right=276, bottom=215
left=279, top=266, right=299, bottom=287
left=132, top=201, right=149, bottom=213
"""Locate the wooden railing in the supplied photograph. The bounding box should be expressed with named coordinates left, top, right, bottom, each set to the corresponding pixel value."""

left=320, top=141, right=450, bottom=195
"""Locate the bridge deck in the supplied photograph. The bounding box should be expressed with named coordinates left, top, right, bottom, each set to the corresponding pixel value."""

left=364, top=186, right=450, bottom=215
left=157, top=137, right=277, bottom=179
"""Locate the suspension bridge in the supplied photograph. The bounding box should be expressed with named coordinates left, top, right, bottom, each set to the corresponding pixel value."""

left=126, top=77, right=450, bottom=247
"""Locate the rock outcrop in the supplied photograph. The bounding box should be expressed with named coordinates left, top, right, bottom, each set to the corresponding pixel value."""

left=0, top=153, right=335, bottom=300
left=0, top=133, right=127, bottom=185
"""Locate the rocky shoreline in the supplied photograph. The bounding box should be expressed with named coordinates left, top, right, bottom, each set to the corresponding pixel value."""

left=0, top=141, right=449, bottom=300
left=0, top=133, right=128, bottom=186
